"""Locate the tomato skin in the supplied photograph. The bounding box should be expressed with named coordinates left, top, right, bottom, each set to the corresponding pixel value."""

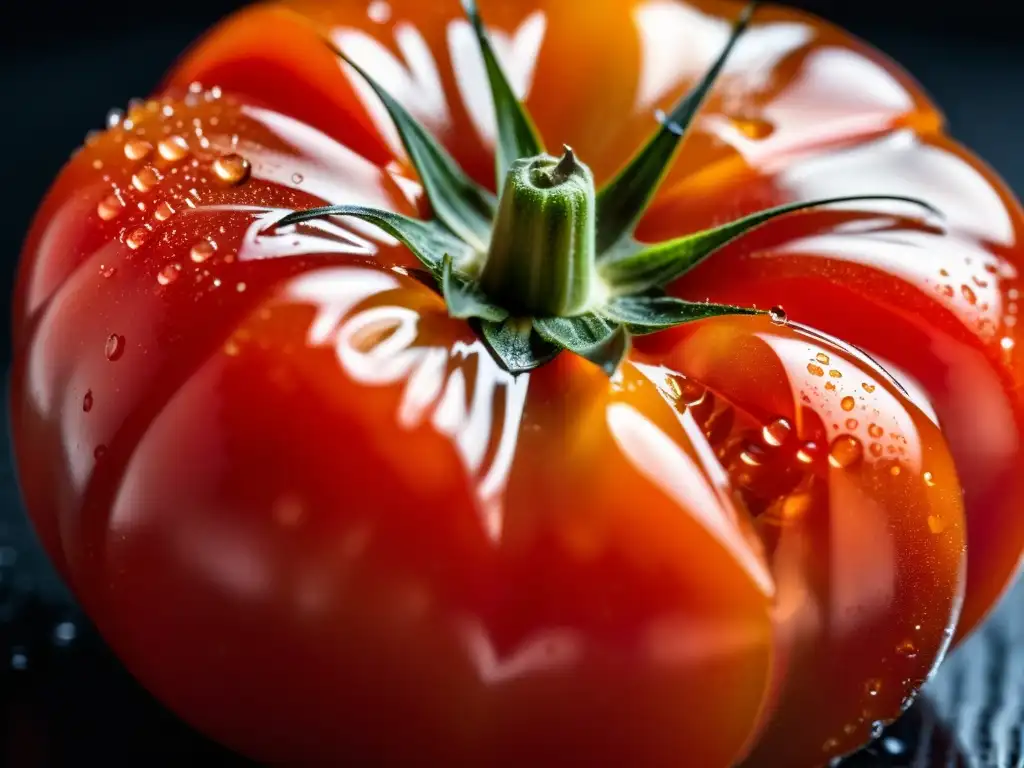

left=9, top=0, right=1021, bottom=765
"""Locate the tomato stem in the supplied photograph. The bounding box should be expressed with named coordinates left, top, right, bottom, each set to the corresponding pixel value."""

left=479, top=146, right=601, bottom=317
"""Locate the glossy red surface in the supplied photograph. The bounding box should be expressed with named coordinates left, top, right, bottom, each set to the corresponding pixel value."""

left=9, top=0, right=1022, bottom=765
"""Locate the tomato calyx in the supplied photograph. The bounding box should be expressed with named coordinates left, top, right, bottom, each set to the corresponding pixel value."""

left=273, top=0, right=937, bottom=375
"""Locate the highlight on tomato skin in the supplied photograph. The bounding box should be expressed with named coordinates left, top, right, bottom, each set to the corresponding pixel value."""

left=6, top=0, right=1023, bottom=766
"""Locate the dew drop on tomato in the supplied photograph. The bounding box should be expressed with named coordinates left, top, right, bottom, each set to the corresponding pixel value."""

left=104, top=334, right=125, bottom=361
left=841, top=396, right=856, bottom=411
left=865, top=678, right=882, bottom=697
left=768, top=305, right=787, bottom=324
left=729, top=114, right=775, bottom=140
left=213, top=153, right=251, bottom=185
left=796, top=441, right=820, bottom=464
left=190, top=239, right=216, bottom=263
left=761, top=417, right=792, bottom=447
left=82, top=390, right=93, bottom=412
left=828, top=435, right=863, bottom=469
left=132, top=166, right=162, bottom=193
left=97, top=194, right=123, bottom=221
left=895, top=640, right=918, bottom=658
left=153, top=200, right=175, bottom=222
left=125, top=227, right=148, bottom=250
left=105, top=108, right=124, bottom=128
left=158, top=135, right=190, bottom=162
left=157, top=264, right=181, bottom=285
left=123, top=139, right=153, bottom=161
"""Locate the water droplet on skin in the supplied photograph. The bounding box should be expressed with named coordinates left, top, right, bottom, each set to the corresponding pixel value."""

left=190, top=239, right=216, bottom=263
left=796, top=442, right=819, bottom=464
left=870, top=721, right=886, bottom=739
left=940, top=285, right=954, bottom=298
left=815, top=352, right=830, bottom=365
left=678, top=379, right=706, bottom=406
left=829, top=436, right=864, bottom=469
left=845, top=418, right=858, bottom=430
left=123, top=139, right=153, bottom=161
left=53, top=621, right=77, bottom=646
left=870, top=442, right=883, bottom=457
left=841, top=396, right=856, bottom=411
left=730, top=114, right=775, bottom=140
left=153, top=200, right=175, bottom=222
left=1001, top=336, right=1015, bottom=351
left=762, top=417, right=791, bottom=447
left=132, top=166, right=162, bottom=192
left=157, top=264, right=180, bottom=286
left=106, top=108, right=124, bottom=128
left=100, top=265, right=117, bottom=278
left=125, top=228, right=148, bottom=250
left=867, top=424, right=884, bottom=438
left=83, top=390, right=93, bottom=412
left=213, top=153, right=251, bottom=185
left=291, top=172, right=304, bottom=185
left=882, top=736, right=906, bottom=755
left=829, top=369, right=842, bottom=379
left=768, top=305, right=787, bottom=325
left=923, top=471, right=936, bottom=487
left=236, top=282, right=247, bottom=292
left=961, top=284, right=977, bottom=305
left=928, top=515, right=947, bottom=534
left=896, top=639, right=918, bottom=657
left=92, top=159, right=103, bottom=170
left=807, top=363, right=824, bottom=377
left=97, top=194, right=124, bottom=221
left=367, top=0, right=392, bottom=24
left=824, top=382, right=836, bottom=391
left=821, top=738, right=839, bottom=753
left=862, top=382, right=876, bottom=393
left=865, top=678, right=882, bottom=697
left=157, top=135, right=190, bottom=162
left=104, top=334, right=125, bottom=361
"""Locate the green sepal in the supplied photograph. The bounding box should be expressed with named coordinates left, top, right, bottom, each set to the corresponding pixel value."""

left=534, top=315, right=630, bottom=375
left=594, top=3, right=757, bottom=254
left=480, top=318, right=561, bottom=373
left=274, top=204, right=472, bottom=274
left=326, top=41, right=496, bottom=250
left=602, top=295, right=763, bottom=334
left=600, top=195, right=941, bottom=294
left=461, top=0, right=545, bottom=185
left=441, top=254, right=509, bottom=321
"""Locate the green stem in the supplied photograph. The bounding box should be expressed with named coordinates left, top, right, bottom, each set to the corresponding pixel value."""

left=479, top=146, right=600, bottom=317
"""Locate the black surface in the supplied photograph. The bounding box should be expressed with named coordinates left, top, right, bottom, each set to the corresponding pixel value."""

left=1, top=1, right=1023, bottom=765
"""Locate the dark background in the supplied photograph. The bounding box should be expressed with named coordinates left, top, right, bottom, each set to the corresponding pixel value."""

left=1, top=1, right=1022, bottom=765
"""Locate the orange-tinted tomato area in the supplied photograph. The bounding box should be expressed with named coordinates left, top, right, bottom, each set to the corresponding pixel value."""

left=8, top=0, right=1023, bottom=765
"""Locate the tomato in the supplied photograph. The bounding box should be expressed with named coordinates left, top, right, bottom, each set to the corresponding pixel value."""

left=9, top=0, right=1021, bottom=765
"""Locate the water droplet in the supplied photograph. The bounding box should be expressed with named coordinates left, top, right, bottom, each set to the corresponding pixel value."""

left=223, top=339, right=240, bottom=356
left=123, top=139, right=153, bottom=161
left=882, top=736, right=906, bottom=755
left=153, top=200, right=176, bottom=222
left=762, top=417, right=792, bottom=447
left=807, top=363, right=824, bottom=377
left=190, top=239, right=216, bottom=263
left=862, top=382, right=876, bottom=393
left=821, top=738, right=839, bottom=752
left=157, top=264, right=180, bottom=286
left=104, top=334, right=125, bottom=361
left=53, top=621, right=77, bottom=646
left=870, top=442, right=883, bottom=457
left=367, top=0, right=392, bottom=23
left=816, top=352, right=830, bottom=365
left=768, top=305, right=787, bottom=325
left=106, top=108, right=124, bottom=128
left=829, top=436, right=863, bottom=469
left=125, top=227, right=148, bottom=250
left=923, top=471, right=935, bottom=487
left=730, top=114, right=775, bottom=140
left=97, top=194, right=124, bottom=221
left=829, top=370, right=842, bottom=379
left=157, top=135, right=190, bottom=162
left=796, top=441, right=819, bottom=464
left=82, top=390, right=94, bottom=412
left=940, top=284, right=954, bottom=298
left=236, top=282, right=247, bottom=292
left=678, top=379, right=707, bottom=406
left=1001, top=336, right=1015, bottom=351
left=841, top=396, right=856, bottom=411
left=896, top=639, right=918, bottom=657
left=213, top=153, right=251, bottom=185
left=870, top=720, right=885, bottom=739
left=845, top=418, right=858, bottom=429
left=865, top=678, right=882, bottom=697
left=101, top=265, right=117, bottom=278
left=867, top=423, right=883, bottom=438
left=961, top=284, right=977, bottom=305
left=132, top=165, right=162, bottom=192
left=291, top=172, right=304, bottom=185
left=927, top=515, right=947, bottom=534
left=890, top=464, right=902, bottom=476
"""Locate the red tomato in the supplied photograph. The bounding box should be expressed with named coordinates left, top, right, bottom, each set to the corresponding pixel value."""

left=9, top=0, right=1021, bottom=765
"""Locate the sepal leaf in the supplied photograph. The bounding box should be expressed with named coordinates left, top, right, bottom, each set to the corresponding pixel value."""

left=461, top=0, right=545, bottom=184
left=600, top=195, right=941, bottom=294
left=441, top=254, right=509, bottom=321
left=534, top=315, right=630, bottom=375
left=326, top=41, right=496, bottom=249
left=480, top=318, right=561, bottom=373
left=275, top=205, right=470, bottom=274
left=595, top=3, right=757, bottom=253
left=602, top=295, right=763, bottom=334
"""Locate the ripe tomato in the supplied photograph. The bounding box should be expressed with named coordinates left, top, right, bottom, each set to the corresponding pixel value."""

left=9, top=0, right=1022, bottom=766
